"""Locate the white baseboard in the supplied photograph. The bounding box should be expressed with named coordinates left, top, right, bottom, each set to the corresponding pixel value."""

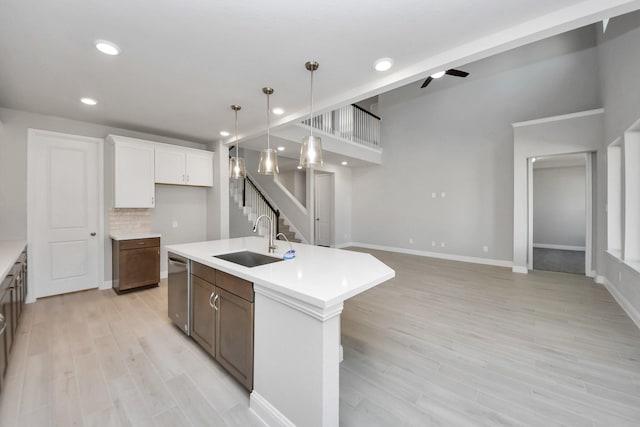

left=161, top=270, right=168, bottom=279
left=250, top=391, right=295, bottom=427
left=512, top=266, right=529, bottom=274
left=596, top=275, right=640, bottom=329
left=343, top=242, right=513, bottom=268
left=100, top=280, right=112, bottom=290
left=533, top=243, right=586, bottom=251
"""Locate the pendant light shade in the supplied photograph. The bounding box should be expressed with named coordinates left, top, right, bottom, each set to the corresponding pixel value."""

left=258, top=87, right=279, bottom=175
left=229, top=104, right=247, bottom=179
left=300, top=61, right=323, bottom=168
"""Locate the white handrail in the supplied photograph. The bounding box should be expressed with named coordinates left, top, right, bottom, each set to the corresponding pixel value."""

left=301, top=104, right=380, bottom=149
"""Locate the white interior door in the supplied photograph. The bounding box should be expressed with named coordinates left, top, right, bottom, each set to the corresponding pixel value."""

left=28, top=130, right=101, bottom=298
left=315, top=173, right=333, bottom=247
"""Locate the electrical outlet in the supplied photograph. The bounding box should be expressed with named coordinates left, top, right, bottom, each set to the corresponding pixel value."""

left=441, top=192, right=446, bottom=198
left=172, top=220, right=178, bottom=228
left=483, top=246, right=489, bottom=253
left=409, top=238, right=414, bottom=244
left=431, top=192, right=437, bottom=198
left=440, top=242, right=445, bottom=248
left=432, top=241, right=436, bottom=247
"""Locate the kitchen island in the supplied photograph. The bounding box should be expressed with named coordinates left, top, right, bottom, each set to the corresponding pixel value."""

left=165, top=236, right=395, bottom=427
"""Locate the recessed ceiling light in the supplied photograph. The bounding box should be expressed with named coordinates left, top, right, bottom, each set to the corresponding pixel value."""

left=272, top=107, right=285, bottom=115
left=277, top=146, right=285, bottom=152
left=341, top=161, right=348, bottom=166
left=81, top=97, right=97, bottom=106
left=374, top=58, right=393, bottom=72
left=95, top=40, right=120, bottom=56
left=297, top=166, right=303, bottom=170
left=431, top=70, right=446, bottom=79
left=220, top=131, right=230, bottom=137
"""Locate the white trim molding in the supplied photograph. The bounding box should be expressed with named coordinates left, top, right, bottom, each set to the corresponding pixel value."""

left=160, top=269, right=168, bottom=279
left=343, top=242, right=513, bottom=268
left=533, top=243, right=586, bottom=251
left=512, top=108, right=604, bottom=128
left=249, top=391, right=295, bottom=427
left=512, top=266, right=529, bottom=274
left=596, top=275, right=640, bottom=329
left=100, top=280, right=112, bottom=290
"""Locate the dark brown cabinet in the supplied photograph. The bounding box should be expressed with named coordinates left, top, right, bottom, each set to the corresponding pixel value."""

left=112, top=237, right=160, bottom=293
left=191, top=275, right=217, bottom=355
left=191, top=262, right=254, bottom=390
left=1, top=248, right=26, bottom=394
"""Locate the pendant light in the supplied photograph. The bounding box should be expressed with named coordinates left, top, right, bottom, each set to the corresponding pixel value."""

left=258, top=87, right=279, bottom=175
left=229, top=104, right=246, bottom=179
left=300, top=61, right=323, bottom=168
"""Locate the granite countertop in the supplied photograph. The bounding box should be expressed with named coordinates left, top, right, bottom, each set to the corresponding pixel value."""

left=0, top=240, right=27, bottom=283
left=109, top=233, right=162, bottom=241
left=166, top=236, right=395, bottom=309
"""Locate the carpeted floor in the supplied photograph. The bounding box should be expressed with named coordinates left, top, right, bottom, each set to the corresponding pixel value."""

left=533, top=247, right=585, bottom=274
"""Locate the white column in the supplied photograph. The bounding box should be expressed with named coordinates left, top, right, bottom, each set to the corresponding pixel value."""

left=250, top=286, right=342, bottom=427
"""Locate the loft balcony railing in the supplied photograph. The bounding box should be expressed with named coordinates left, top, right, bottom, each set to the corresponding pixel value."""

left=301, top=104, right=381, bottom=149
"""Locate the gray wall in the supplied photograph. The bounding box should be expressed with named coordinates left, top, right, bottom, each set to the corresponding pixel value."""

left=597, top=11, right=640, bottom=317
left=0, top=107, right=214, bottom=281
left=351, top=26, right=602, bottom=262
left=533, top=166, right=586, bottom=247
left=277, top=170, right=306, bottom=206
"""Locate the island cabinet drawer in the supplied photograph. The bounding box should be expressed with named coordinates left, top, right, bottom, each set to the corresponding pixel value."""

left=119, top=237, right=160, bottom=250
left=216, top=271, right=253, bottom=302
left=191, top=262, right=216, bottom=284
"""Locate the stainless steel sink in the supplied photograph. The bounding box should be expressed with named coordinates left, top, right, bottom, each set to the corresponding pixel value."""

left=214, top=251, right=283, bottom=268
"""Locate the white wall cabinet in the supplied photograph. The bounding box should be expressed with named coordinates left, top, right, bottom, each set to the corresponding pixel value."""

left=109, top=135, right=156, bottom=208
left=155, top=143, right=213, bottom=187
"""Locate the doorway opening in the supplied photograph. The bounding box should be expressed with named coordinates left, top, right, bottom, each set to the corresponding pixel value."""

left=528, top=153, right=593, bottom=275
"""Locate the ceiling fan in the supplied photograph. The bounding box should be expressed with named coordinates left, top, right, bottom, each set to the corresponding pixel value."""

left=420, top=69, right=469, bottom=88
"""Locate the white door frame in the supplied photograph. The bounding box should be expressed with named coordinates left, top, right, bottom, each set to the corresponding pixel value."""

left=26, top=129, right=105, bottom=302
left=526, top=152, right=593, bottom=275
left=584, top=152, right=593, bottom=277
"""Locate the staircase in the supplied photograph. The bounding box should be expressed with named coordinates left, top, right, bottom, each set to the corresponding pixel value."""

left=230, top=177, right=302, bottom=243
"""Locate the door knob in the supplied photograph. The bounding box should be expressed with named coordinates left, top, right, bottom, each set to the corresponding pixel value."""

left=90, top=232, right=96, bottom=236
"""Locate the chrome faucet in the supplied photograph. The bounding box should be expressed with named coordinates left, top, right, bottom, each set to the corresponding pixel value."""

left=253, top=215, right=277, bottom=253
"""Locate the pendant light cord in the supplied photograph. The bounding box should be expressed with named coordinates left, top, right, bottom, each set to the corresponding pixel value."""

left=310, top=69, right=314, bottom=138
left=235, top=109, right=239, bottom=157
left=266, top=92, right=271, bottom=150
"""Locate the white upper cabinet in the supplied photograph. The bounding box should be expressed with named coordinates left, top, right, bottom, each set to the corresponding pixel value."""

left=185, top=150, right=214, bottom=186
left=155, top=143, right=213, bottom=187
left=155, top=145, right=186, bottom=185
left=108, top=135, right=156, bottom=208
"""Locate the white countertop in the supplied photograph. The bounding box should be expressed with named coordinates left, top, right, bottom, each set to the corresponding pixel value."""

left=0, top=240, right=27, bottom=283
left=110, top=233, right=162, bottom=241
left=165, top=237, right=395, bottom=309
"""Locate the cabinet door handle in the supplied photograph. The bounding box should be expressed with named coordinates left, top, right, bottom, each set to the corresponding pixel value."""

left=209, top=292, right=215, bottom=309
left=213, top=294, right=219, bottom=311
left=151, top=196, right=154, bottom=205
left=0, top=313, right=6, bottom=335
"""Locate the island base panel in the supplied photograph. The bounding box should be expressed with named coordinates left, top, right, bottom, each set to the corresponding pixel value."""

left=251, top=292, right=341, bottom=427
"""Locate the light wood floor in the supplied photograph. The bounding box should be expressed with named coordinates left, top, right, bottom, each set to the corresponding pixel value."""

left=1, top=249, right=640, bottom=426
left=0, top=279, right=265, bottom=427
left=340, top=249, right=640, bottom=427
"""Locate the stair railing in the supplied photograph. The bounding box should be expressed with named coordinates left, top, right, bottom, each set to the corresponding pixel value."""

left=301, top=103, right=381, bottom=149
left=243, top=176, right=280, bottom=235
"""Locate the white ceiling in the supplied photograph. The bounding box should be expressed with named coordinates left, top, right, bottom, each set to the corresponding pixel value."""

left=1, top=0, right=638, bottom=145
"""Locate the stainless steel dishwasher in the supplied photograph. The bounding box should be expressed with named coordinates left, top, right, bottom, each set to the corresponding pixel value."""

left=167, top=253, right=190, bottom=335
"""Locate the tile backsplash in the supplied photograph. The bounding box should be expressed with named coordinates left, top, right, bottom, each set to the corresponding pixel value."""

left=109, top=208, right=153, bottom=234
